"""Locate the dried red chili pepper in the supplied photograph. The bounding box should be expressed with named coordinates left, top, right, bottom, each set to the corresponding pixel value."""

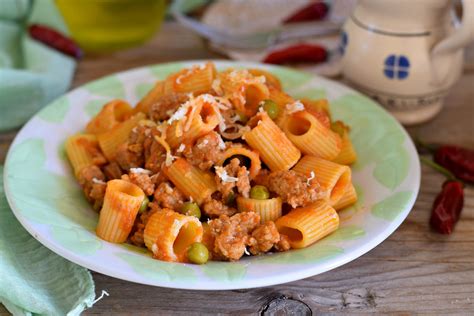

left=283, top=2, right=329, bottom=23
left=28, top=24, right=82, bottom=59
left=434, top=145, right=474, bottom=184
left=263, top=44, right=327, bottom=65
left=429, top=180, right=464, bottom=234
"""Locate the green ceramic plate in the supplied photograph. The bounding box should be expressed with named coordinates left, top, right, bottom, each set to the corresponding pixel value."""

left=3, top=61, right=420, bottom=289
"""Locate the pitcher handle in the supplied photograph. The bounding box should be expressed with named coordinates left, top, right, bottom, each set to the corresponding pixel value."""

left=431, top=0, right=474, bottom=56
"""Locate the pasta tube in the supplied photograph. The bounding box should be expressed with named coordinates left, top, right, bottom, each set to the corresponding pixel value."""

left=219, top=69, right=270, bottom=117
left=163, top=158, right=217, bottom=204
left=268, top=86, right=294, bottom=108
left=65, top=134, right=104, bottom=178
left=275, top=200, right=339, bottom=249
left=97, top=112, right=146, bottom=160
left=86, top=99, right=132, bottom=134
left=133, top=81, right=164, bottom=114
left=166, top=95, right=221, bottom=148
left=282, top=110, right=341, bottom=160
left=201, top=222, right=214, bottom=259
left=164, top=62, right=216, bottom=95
left=248, top=68, right=282, bottom=90
left=300, top=98, right=331, bottom=118
left=237, top=197, right=282, bottom=223
left=268, top=86, right=295, bottom=125
left=217, top=146, right=261, bottom=179
left=293, top=155, right=351, bottom=204
left=244, top=111, right=301, bottom=171
left=333, top=132, right=357, bottom=165
left=332, top=183, right=358, bottom=211
left=144, top=209, right=203, bottom=262
left=96, top=179, right=145, bottom=243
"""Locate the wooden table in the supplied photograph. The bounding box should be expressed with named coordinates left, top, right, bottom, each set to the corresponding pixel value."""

left=1, top=22, right=473, bottom=315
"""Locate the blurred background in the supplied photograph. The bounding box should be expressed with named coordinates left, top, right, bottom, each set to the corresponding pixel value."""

left=0, top=0, right=473, bottom=132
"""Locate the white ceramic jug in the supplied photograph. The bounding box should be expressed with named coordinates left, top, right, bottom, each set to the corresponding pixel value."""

left=340, top=0, right=474, bottom=125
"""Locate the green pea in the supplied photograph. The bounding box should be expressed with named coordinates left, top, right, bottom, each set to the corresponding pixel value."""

left=187, top=242, right=209, bottom=264
left=250, top=185, right=270, bottom=200
left=226, top=191, right=236, bottom=205
left=262, top=99, right=280, bottom=120
left=330, top=121, right=346, bottom=137
left=235, top=110, right=248, bottom=123
left=180, top=202, right=201, bottom=219
left=139, top=196, right=149, bottom=213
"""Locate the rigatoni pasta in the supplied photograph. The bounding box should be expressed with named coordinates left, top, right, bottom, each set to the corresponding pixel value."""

left=237, top=197, right=282, bottom=223
left=328, top=121, right=357, bottom=165
left=133, top=81, right=165, bottom=114
left=144, top=209, right=203, bottom=262
left=219, top=69, right=270, bottom=117
left=86, top=99, right=132, bottom=134
left=97, top=112, right=146, bottom=160
left=163, top=158, right=217, bottom=204
left=65, top=133, right=104, bottom=178
left=293, top=155, right=351, bottom=205
left=217, top=146, right=261, bottom=179
left=96, top=179, right=145, bottom=243
left=275, top=200, right=339, bottom=248
left=164, top=62, right=216, bottom=95
left=332, top=183, right=358, bottom=211
left=68, top=62, right=358, bottom=264
left=282, top=110, right=342, bottom=160
left=165, top=94, right=221, bottom=148
left=248, top=68, right=282, bottom=90
left=244, top=111, right=301, bottom=171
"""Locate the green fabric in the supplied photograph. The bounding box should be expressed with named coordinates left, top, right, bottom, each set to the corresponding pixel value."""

left=0, top=165, right=96, bottom=315
left=0, top=0, right=76, bottom=131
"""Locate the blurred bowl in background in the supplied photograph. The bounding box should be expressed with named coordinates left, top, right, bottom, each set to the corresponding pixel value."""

left=56, top=0, right=167, bottom=52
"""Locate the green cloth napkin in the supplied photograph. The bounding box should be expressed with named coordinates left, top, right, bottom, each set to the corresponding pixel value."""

left=0, top=165, right=97, bottom=315
left=0, top=0, right=76, bottom=131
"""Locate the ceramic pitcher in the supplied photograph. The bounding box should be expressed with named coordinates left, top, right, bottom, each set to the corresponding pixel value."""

left=340, top=0, right=474, bottom=125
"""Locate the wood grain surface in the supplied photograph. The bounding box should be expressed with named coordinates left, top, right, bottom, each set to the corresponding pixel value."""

left=1, top=22, right=473, bottom=315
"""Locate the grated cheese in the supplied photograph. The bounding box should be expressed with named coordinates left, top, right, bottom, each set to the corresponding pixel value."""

left=307, top=171, right=315, bottom=185
left=177, top=144, right=186, bottom=153
left=130, top=168, right=152, bottom=175
left=197, top=139, right=209, bottom=149
left=286, top=101, right=305, bottom=114
left=92, top=178, right=105, bottom=185
left=212, top=78, right=223, bottom=96
left=156, top=123, right=167, bottom=135
left=215, top=166, right=238, bottom=183
left=217, top=134, right=226, bottom=150
left=168, top=105, right=188, bottom=124
left=240, top=126, right=251, bottom=134
left=154, top=135, right=176, bottom=166
left=164, top=182, right=173, bottom=194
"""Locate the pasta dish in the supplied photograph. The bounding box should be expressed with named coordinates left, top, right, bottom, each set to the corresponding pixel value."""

left=65, top=62, right=357, bottom=264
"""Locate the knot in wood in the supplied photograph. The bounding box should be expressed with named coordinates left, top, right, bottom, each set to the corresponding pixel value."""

left=261, top=296, right=312, bottom=316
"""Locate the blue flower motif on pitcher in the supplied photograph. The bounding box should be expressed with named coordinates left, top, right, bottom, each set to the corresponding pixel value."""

left=339, top=31, right=348, bottom=55
left=384, top=55, right=410, bottom=80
